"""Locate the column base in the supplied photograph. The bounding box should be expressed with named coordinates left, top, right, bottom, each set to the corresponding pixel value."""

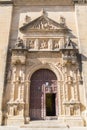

left=58, top=116, right=84, bottom=126
left=24, top=117, right=30, bottom=124
left=82, top=109, right=87, bottom=126
left=7, top=115, right=24, bottom=126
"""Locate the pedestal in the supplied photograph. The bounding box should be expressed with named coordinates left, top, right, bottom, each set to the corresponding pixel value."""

left=58, top=116, right=84, bottom=126
left=7, top=115, right=24, bottom=126
left=25, top=117, right=30, bottom=124
left=82, top=109, right=87, bottom=126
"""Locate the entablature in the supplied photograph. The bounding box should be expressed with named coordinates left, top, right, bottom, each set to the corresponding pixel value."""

left=73, top=0, right=87, bottom=3
left=13, top=0, right=73, bottom=6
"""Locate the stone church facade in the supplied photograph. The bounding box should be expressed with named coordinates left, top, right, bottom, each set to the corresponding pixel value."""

left=0, top=0, right=87, bottom=127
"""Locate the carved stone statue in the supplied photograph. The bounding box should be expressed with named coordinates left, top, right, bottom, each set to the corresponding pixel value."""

left=60, top=16, right=66, bottom=25
left=65, top=37, right=73, bottom=48
left=15, top=37, right=24, bottom=49
left=29, top=40, right=35, bottom=49
left=24, top=15, right=31, bottom=24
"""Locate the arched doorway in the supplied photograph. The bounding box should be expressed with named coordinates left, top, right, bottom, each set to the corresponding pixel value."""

left=30, top=69, right=58, bottom=120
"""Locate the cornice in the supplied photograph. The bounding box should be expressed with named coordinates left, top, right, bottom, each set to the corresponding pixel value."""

left=0, top=0, right=13, bottom=4
left=73, top=0, right=87, bottom=4
left=0, top=0, right=87, bottom=5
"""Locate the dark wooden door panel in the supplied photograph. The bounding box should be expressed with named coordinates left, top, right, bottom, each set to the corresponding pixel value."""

left=46, top=93, right=56, bottom=116
left=30, top=69, right=57, bottom=120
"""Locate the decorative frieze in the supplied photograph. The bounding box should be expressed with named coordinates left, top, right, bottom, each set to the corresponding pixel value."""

left=25, top=38, right=64, bottom=51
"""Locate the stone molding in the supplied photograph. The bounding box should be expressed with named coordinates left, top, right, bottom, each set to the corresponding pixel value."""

left=73, top=0, right=87, bottom=4
left=0, top=0, right=13, bottom=4
left=13, top=0, right=73, bottom=6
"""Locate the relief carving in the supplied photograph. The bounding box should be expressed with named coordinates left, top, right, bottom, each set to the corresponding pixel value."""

left=53, top=39, right=59, bottom=49
left=39, top=39, right=48, bottom=49
left=26, top=39, right=35, bottom=49
left=24, top=38, right=66, bottom=51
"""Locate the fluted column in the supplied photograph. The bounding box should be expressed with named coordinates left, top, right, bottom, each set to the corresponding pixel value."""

left=25, top=80, right=30, bottom=124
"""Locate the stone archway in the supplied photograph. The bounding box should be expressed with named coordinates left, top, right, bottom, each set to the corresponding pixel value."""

left=29, top=69, right=58, bottom=120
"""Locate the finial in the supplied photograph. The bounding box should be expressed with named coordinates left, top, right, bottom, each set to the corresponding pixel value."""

left=60, top=16, right=66, bottom=25
left=41, top=8, right=46, bottom=16
left=24, top=15, right=31, bottom=24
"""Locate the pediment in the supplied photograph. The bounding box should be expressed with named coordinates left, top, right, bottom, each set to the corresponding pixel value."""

left=20, top=15, right=69, bottom=32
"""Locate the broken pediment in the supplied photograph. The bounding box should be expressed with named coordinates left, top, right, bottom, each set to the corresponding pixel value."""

left=20, top=14, right=69, bottom=33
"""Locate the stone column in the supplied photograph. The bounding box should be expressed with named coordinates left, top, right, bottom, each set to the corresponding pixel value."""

left=74, top=84, right=78, bottom=101
left=10, top=66, right=16, bottom=101
left=71, top=85, right=75, bottom=100
left=20, top=84, right=24, bottom=101
left=25, top=80, right=30, bottom=124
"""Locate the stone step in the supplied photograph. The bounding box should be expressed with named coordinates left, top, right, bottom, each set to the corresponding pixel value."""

left=21, top=120, right=67, bottom=128
left=0, top=126, right=87, bottom=130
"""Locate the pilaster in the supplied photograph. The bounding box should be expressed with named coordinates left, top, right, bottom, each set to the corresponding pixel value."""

left=24, top=80, right=30, bottom=124
left=0, top=0, right=13, bottom=125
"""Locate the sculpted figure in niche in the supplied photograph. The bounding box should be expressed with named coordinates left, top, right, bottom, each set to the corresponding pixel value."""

left=40, top=40, right=48, bottom=49
left=53, top=40, right=59, bottom=49
left=15, top=37, right=24, bottom=49
left=29, top=40, right=35, bottom=49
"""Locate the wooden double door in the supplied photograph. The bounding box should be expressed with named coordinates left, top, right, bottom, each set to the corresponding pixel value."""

left=30, top=69, right=58, bottom=120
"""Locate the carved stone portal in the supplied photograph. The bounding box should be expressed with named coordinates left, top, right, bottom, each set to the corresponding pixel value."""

left=3, top=13, right=84, bottom=126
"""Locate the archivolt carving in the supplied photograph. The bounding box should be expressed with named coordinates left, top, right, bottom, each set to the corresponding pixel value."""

left=26, top=62, right=64, bottom=81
